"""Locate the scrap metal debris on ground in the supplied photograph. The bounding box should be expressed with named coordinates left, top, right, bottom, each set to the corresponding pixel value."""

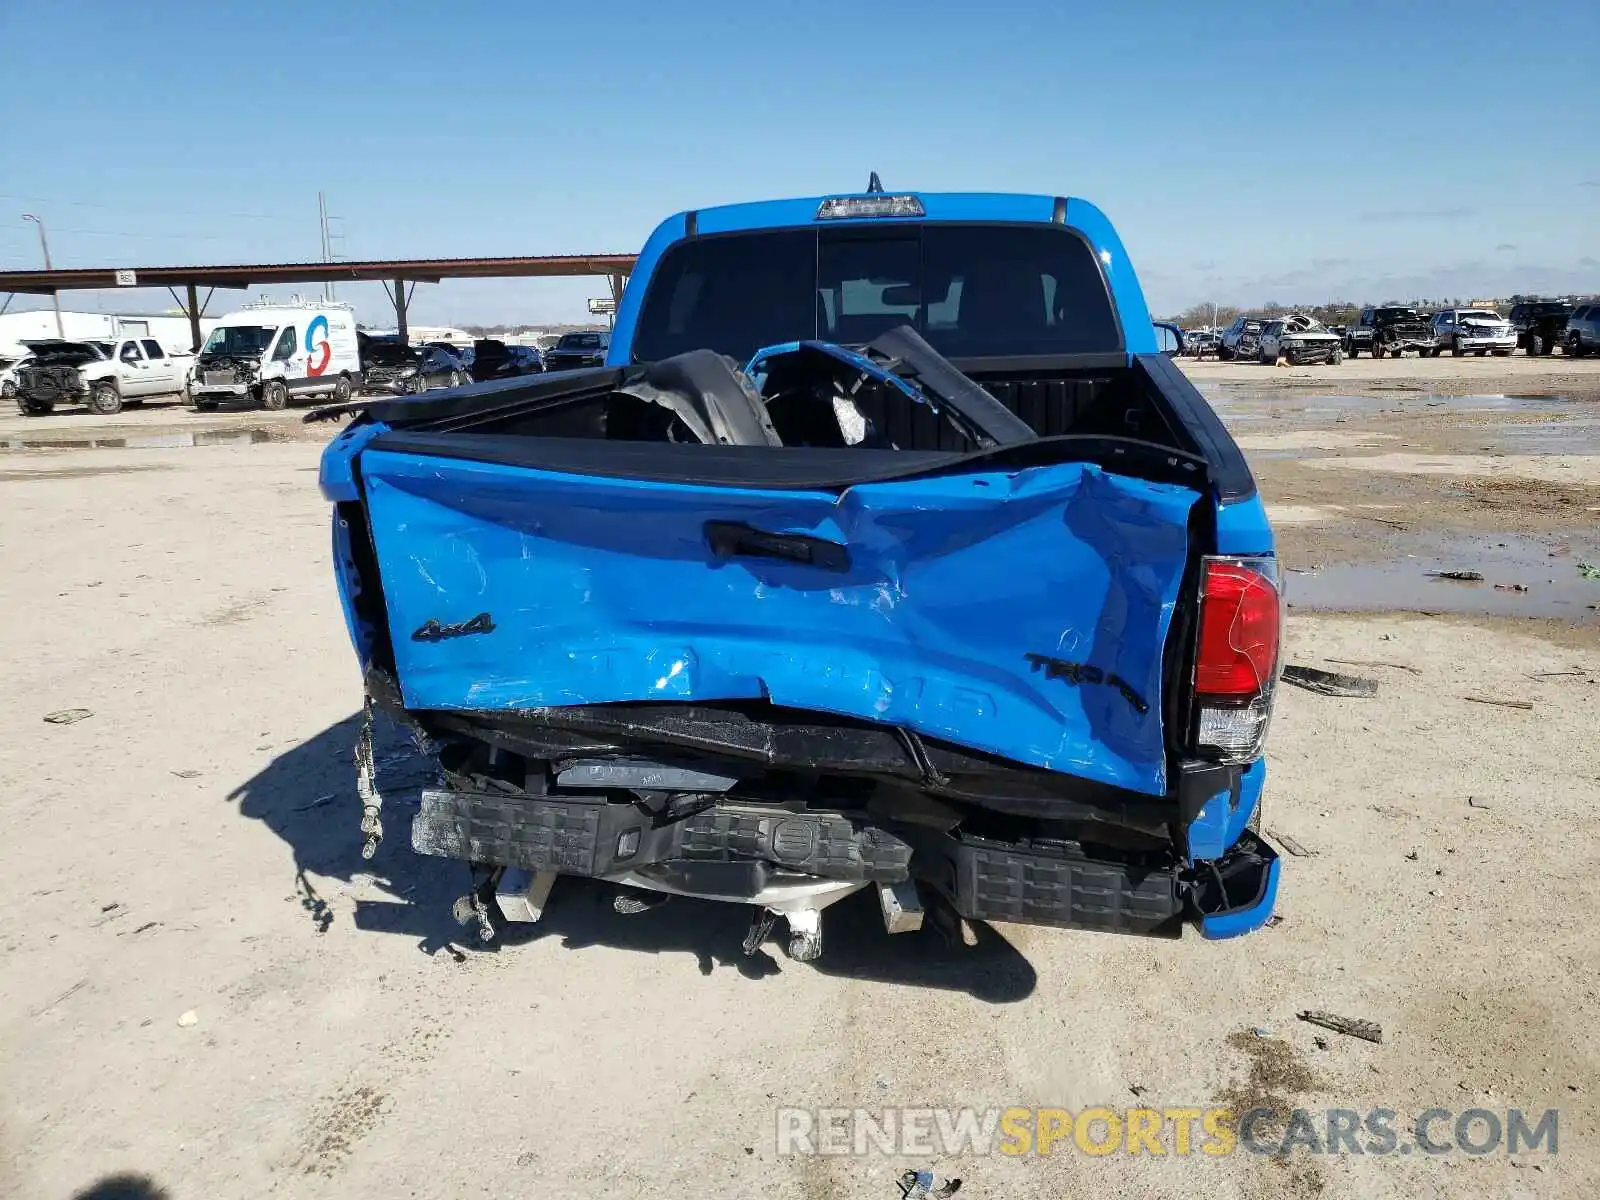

left=42, top=708, right=93, bottom=725
left=1281, top=665, right=1379, bottom=698
left=1268, top=830, right=1317, bottom=858
left=897, top=1170, right=962, bottom=1199
left=1297, top=1010, right=1383, bottom=1044
left=1462, top=695, right=1534, bottom=711
left=1325, top=658, right=1419, bottom=675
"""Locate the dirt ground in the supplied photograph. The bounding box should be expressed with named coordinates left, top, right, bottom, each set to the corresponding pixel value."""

left=1184, top=352, right=1600, bottom=400
left=2, top=379, right=1598, bottom=1199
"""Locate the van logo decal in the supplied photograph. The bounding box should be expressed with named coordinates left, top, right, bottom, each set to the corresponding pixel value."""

left=305, top=314, right=331, bottom=377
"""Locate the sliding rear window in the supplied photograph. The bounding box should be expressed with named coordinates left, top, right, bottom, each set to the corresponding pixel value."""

left=632, top=223, right=1122, bottom=363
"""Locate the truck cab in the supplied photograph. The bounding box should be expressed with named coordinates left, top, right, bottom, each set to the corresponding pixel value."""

left=1508, top=299, right=1575, bottom=357
left=14, top=335, right=193, bottom=415
left=319, top=186, right=1283, bottom=959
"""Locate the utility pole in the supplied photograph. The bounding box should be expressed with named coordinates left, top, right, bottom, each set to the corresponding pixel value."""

left=317, top=192, right=346, bottom=302
left=318, top=192, right=334, bottom=302
left=21, top=213, right=64, bottom=338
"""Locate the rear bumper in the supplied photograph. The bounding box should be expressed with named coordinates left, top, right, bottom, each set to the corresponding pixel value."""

left=410, top=785, right=1280, bottom=939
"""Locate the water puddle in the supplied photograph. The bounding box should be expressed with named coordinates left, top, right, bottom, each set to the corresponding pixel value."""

left=1210, top=390, right=1579, bottom=419
left=1488, top=415, right=1600, bottom=455
left=1287, top=532, right=1600, bottom=620
left=1, top=428, right=275, bottom=451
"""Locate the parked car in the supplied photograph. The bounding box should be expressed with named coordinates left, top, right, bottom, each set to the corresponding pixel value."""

left=14, top=336, right=194, bottom=415
left=1509, top=299, right=1575, bottom=356
left=1565, top=303, right=1600, bottom=358
left=361, top=342, right=470, bottom=395
left=1428, top=309, right=1516, bottom=357
left=1345, top=307, right=1434, bottom=358
left=1217, top=316, right=1265, bottom=361
left=543, top=330, right=611, bottom=371
left=1257, top=314, right=1343, bottom=365
left=315, top=186, right=1285, bottom=960
left=468, top=338, right=544, bottom=382
left=422, top=340, right=473, bottom=361
left=1183, top=329, right=1221, bottom=359
left=508, top=345, right=545, bottom=373
left=0, top=352, right=31, bottom=399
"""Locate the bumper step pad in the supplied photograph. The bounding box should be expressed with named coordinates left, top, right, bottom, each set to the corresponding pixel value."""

left=410, top=787, right=1277, bottom=938
left=927, top=834, right=1185, bottom=936
left=412, top=788, right=911, bottom=883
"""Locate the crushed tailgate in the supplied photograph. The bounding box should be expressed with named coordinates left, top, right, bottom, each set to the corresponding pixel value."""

left=353, top=445, right=1200, bottom=796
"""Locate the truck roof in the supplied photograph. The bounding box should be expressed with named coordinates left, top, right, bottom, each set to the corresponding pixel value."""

left=674, top=191, right=1078, bottom=234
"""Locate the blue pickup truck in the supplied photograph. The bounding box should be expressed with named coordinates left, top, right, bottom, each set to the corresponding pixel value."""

left=315, top=185, right=1282, bottom=960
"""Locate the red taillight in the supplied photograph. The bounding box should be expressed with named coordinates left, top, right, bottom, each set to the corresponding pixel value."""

left=1192, top=557, right=1282, bottom=764
left=1195, top=560, right=1281, bottom=699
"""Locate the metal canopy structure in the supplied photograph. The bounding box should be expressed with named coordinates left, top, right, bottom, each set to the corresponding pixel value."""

left=0, top=253, right=638, bottom=349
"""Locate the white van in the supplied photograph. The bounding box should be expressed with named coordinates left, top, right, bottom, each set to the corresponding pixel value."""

left=190, top=300, right=361, bottom=411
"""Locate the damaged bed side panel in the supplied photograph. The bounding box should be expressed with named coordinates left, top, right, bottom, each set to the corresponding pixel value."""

left=354, top=449, right=1200, bottom=796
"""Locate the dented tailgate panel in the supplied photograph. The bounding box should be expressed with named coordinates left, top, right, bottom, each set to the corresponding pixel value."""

left=355, top=447, right=1199, bottom=796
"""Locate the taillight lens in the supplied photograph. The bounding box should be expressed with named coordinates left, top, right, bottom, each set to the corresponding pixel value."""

left=1193, top=556, right=1282, bottom=762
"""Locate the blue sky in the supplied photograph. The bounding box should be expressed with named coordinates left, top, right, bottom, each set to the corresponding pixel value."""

left=1, top=0, right=1596, bottom=325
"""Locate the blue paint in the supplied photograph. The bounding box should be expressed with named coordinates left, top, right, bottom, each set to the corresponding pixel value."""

left=1199, top=849, right=1282, bottom=940
left=330, top=511, right=374, bottom=668
left=608, top=210, right=689, bottom=367
left=1215, top=495, right=1276, bottom=557
left=318, top=419, right=387, bottom=503
left=1186, top=757, right=1267, bottom=863
left=1063, top=197, right=1155, bottom=358
left=745, top=340, right=941, bottom=413
left=356, top=448, right=1200, bottom=796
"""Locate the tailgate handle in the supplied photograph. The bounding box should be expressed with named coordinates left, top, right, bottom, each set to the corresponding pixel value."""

left=704, top=521, right=851, bottom=572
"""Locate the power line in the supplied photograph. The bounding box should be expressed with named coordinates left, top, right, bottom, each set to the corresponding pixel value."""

left=0, top=226, right=256, bottom=243
left=0, top=192, right=300, bottom=224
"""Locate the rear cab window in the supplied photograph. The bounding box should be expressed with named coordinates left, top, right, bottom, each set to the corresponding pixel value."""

left=140, top=339, right=165, bottom=359
left=631, top=223, right=1122, bottom=364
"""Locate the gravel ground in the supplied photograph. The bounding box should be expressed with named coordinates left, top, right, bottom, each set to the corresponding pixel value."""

left=1, top=389, right=1598, bottom=1199
left=1182, top=352, right=1600, bottom=400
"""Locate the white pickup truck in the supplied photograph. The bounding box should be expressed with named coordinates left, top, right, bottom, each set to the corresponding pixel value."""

left=13, top=336, right=196, bottom=416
